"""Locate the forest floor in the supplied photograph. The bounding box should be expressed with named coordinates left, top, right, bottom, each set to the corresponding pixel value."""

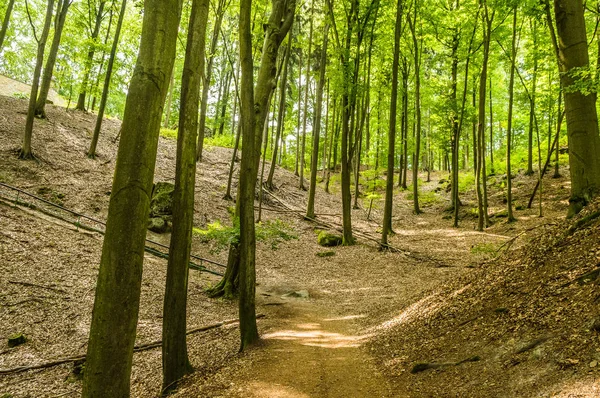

left=0, top=96, right=599, bottom=397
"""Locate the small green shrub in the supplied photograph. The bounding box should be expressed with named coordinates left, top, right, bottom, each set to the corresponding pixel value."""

left=160, top=128, right=178, bottom=140
left=12, top=92, right=28, bottom=100
left=470, top=242, right=497, bottom=255
left=193, top=218, right=297, bottom=252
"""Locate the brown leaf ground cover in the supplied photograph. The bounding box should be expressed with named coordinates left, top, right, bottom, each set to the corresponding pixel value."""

left=1, top=96, right=596, bottom=397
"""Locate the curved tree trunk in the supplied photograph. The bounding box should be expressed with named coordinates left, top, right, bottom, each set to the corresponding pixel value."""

left=505, top=6, right=517, bottom=222
left=81, top=1, right=183, bottom=396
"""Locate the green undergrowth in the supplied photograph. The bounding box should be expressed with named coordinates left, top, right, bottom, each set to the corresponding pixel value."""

left=193, top=218, right=297, bottom=253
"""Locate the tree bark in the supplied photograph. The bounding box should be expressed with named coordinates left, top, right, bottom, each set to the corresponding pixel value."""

left=381, top=0, right=402, bottom=246
left=196, top=0, right=228, bottom=161
left=35, top=0, right=72, bottom=118
left=88, top=0, right=128, bottom=158
left=162, top=0, right=207, bottom=391
left=299, top=1, right=315, bottom=190
left=505, top=6, right=517, bottom=222
left=408, top=5, right=422, bottom=215
left=81, top=1, right=183, bottom=396
left=21, top=0, right=55, bottom=160
left=238, top=0, right=295, bottom=350
left=0, top=0, right=15, bottom=51
left=76, top=0, right=106, bottom=111
left=553, top=0, right=600, bottom=216
left=306, top=24, right=329, bottom=219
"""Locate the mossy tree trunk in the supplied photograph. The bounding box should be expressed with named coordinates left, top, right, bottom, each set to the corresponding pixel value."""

left=88, top=0, right=127, bottom=158
left=21, top=0, right=55, bottom=160
left=553, top=0, right=600, bottom=216
left=35, top=0, right=72, bottom=119
left=299, top=1, right=314, bottom=191
left=162, top=0, right=208, bottom=393
left=238, top=0, right=295, bottom=350
left=81, top=1, right=183, bottom=396
left=306, top=24, right=328, bottom=219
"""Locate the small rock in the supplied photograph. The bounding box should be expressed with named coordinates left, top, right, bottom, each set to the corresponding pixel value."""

left=148, top=217, right=168, bottom=233
left=590, top=360, right=598, bottom=368
left=591, top=317, right=600, bottom=332
left=8, top=333, right=26, bottom=347
left=317, top=231, right=342, bottom=247
left=494, top=307, right=509, bottom=314
left=317, top=251, right=335, bottom=257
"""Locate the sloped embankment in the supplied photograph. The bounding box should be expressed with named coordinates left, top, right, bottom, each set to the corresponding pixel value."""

left=370, top=202, right=600, bottom=397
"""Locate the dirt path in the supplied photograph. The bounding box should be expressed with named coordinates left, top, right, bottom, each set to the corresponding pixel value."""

left=232, top=300, right=392, bottom=398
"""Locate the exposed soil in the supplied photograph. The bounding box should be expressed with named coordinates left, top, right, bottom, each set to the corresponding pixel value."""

left=1, top=95, right=597, bottom=397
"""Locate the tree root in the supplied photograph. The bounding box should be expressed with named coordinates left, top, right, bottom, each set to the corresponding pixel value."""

left=0, top=315, right=265, bottom=375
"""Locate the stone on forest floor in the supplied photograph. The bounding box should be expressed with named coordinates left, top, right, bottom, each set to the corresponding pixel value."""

left=148, top=217, right=168, bottom=233
left=149, top=182, right=174, bottom=217
left=317, top=251, right=336, bottom=257
left=317, top=231, right=342, bottom=247
left=282, top=290, right=310, bottom=299
left=7, top=333, right=26, bottom=347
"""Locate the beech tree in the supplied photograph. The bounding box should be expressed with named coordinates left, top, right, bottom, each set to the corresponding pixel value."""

left=0, top=0, right=15, bottom=50
left=81, top=0, right=183, bottom=395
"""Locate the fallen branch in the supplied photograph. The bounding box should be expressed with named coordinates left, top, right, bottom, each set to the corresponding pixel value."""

left=9, top=280, right=68, bottom=294
left=0, top=315, right=265, bottom=375
left=495, top=223, right=558, bottom=254
left=411, top=355, right=480, bottom=374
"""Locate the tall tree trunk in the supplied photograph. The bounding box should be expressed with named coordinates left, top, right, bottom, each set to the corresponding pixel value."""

left=196, top=0, right=228, bottom=161
left=400, top=58, right=408, bottom=189
left=88, top=0, right=127, bottom=158
left=81, top=0, right=182, bottom=396
left=217, top=68, right=233, bottom=136
left=526, top=19, right=538, bottom=176
left=488, top=76, right=494, bottom=174
left=266, top=34, right=293, bottom=190
left=91, top=6, right=114, bottom=112
left=505, top=6, right=517, bottom=222
left=76, top=0, right=106, bottom=111
left=295, top=37, right=302, bottom=177
left=381, top=0, right=403, bottom=246
left=299, top=1, right=315, bottom=190
left=322, top=79, right=330, bottom=179
left=476, top=3, right=492, bottom=231
left=238, top=0, right=295, bottom=350
left=408, top=5, right=422, bottom=214
left=224, top=62, right=241, bottom=201
left=306, top=24, right=329, bottom=219
left=35, top=0, right=72, bottom=118
left=162, top=0, right=207, bottom=391
left=20, top=0, right=55, bottom=160
left=0, top=0, right=15, bottom=51
left=552, top=0, right=600, bottom=216
left=163, top=70, right=175, bottom=128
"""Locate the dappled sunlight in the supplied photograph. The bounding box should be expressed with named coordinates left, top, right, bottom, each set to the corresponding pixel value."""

left=246, top=381, right=312, bottom=398
left=543, top=377, right=600, bottom=397
left=263, top=323, right=371, bottom=348
left=394, top=228, right=510, bottom=239
left=369, top=293, right=442, bottom=333
left=323, top=314, right=367, bottom=322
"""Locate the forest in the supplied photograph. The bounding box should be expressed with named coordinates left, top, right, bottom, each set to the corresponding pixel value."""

left=1, top=0, right=600, bottom=396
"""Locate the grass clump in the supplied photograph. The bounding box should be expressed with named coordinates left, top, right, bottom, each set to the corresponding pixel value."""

left=160, top=128, right=178, bottom=140
left=193, top=218, right=297, bottom=253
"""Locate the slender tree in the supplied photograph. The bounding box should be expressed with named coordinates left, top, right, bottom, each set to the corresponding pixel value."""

left=0, top=0, right=15, bottom=50
left=299, top=0, right=314, bottom=190
left=76, top=0, right=107, bottom=111
left=408, top=2, right=422, bottom=214
left=20, top=0, right=55, bottom=160
left=505, top=5, right=517, bottom=222
left=81, top=0, right=183, bottom=395
left=35, top=0, right=72, bottom=118
left=382, top=0, right=403, bottom=246
left=237, top=0, right=295, bottom=350
left=162, top=0, right=208, bottom=391
left=306, top=23, right=329, bottom=219
left=87, top=0, right=128, bottom=158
